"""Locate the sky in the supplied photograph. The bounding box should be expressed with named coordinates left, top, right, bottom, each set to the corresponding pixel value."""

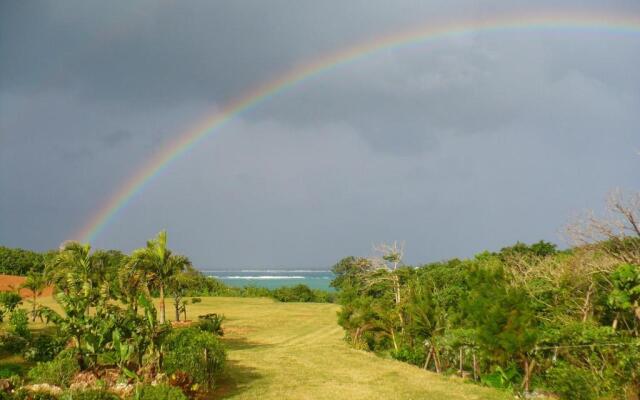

left=1, top=0, right=639, bottom=269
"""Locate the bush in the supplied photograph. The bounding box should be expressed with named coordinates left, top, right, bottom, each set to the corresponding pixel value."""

left=162, top=328, right=225, bottom=389
left=544, top=362, right=596, bottom=400
left=272, top=285, right=315, bottom=302
left=392, top=346, right=425, bottom=367
left=130, top=384, right=187, bottom=400
left=27, top=350, right=79, bottom=388
left=480, top=365, right=521, bottom=390
left=196, top=314, right=224, bottom=336
left=9, top=310, right=31, bottom=340
left=311, top=289, right=336, bottom=303
left=0, top=293, right=22, bottom=315
left=23, top=334, right=66, bottom=362
left=0, top=363, right=24, bottom=379
left=0, top=333, right=28, bottom=354
left=59, top=389, right=119, bottom=400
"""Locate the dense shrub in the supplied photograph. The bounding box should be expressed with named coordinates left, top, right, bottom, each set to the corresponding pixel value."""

left=0, top=363, right=23, bottom=379
left=23, top=334, right=66, bottom=363
left=162, top=328, right=225, bottom=389
left=310, top=289, right=336, bottom=303
left=391, top=346, right=425, bottom=366
left=238, top=286, right=272, bottom=298
left=196, top=314, right=224, bottom=336
left=130, top=384, right=187, bottom=400
left=544, top=362, right=596, bottom=400
left=272, top=284, right=315, bottom=302
left=0, top=293, right=22, bottom=323
left=0, top=334, right=28, bottom=354
left=27, top=350, right=79, bottom=388
left=9, top=310, right=31, bottom=339
left=0, top=246, right=48, bottom=275
left=480, top=365, right=521, bottom=390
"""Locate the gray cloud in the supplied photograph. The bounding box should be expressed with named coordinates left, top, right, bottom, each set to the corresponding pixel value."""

left=1, top=0, right=639, bottom=268
left=102, top=129, right=133, bottom=147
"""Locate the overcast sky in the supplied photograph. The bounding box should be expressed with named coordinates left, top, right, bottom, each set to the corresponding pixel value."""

left=1, top=1, right=639, bottom=269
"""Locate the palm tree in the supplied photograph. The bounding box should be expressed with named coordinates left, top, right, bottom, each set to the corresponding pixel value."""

left=20, top=271, right=48, bottom=321
left=117, top=260, right=148, bottom=313
left=47, top=241, right=97, bottom=298
left=130, top=231, right=189, bottom=323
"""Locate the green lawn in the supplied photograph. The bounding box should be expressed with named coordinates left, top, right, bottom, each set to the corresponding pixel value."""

left=5, top=297, right=511, bottom=399
left=189, top=297, right=509, bottom=400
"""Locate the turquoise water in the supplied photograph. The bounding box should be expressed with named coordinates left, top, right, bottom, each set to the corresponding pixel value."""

left=203, top=270, right=334, bottom=291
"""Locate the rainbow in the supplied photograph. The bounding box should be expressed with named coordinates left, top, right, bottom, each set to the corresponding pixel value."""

left=75, top=11, right=640, bottom=242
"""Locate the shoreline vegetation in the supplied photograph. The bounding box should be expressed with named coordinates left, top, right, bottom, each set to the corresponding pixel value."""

left=0, top=190, right=638, bottom=399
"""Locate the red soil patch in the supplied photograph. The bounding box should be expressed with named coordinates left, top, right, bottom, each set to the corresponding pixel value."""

left=0, top=274, right=54, bottom=298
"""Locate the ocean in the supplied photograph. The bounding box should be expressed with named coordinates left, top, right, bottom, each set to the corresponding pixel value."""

left=203, top=269, right=334, bottom=291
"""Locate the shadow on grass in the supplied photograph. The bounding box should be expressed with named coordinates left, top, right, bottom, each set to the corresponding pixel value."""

left=221, top=336, right=273, bottom=351
left=210, top=359, right=263, bottom=399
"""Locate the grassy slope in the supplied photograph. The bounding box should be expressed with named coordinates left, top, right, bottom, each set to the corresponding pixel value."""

left=189, top=297, right=509, bottom=400
left=7, top=296, right=510, bottom=400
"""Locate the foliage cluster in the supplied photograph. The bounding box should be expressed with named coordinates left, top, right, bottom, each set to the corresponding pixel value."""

left=196, top=314, right=224, bottom=336
left=0, top=246, right=53, bottom=275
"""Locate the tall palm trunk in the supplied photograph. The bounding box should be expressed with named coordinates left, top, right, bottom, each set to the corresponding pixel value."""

left=31, top=293, right=37, bottom=322
left=174, top=299, right=181, bottom=322
left=159, top=284, right=166, bottom=324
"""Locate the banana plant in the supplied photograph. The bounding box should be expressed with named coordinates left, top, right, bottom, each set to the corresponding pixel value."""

left=133, top=293, right=171, bottom=372
left=112, top=328, right=138, bottom=381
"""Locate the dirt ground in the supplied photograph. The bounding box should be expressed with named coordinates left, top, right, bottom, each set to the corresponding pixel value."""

left=0, top=274, right=54, bottom=298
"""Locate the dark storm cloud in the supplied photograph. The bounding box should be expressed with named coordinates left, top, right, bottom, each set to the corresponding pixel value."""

left=1, top=0, right=639, bottom=267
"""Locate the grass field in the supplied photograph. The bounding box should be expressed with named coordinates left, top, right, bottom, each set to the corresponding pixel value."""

left=4, top=296, right=511, bottom=400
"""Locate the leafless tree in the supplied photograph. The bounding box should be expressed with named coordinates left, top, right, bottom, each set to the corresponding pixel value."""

left=370, top=241, right=405, bottom=304
left=566, top=189, right=640, bottom=264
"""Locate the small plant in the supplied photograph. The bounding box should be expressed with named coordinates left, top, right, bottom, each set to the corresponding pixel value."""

left=9, top=310, right=31, bottom=340
left=480, top=365, right=521, bottom=390
left=130, top=384, right=187, bottom=400
left=196, top=314, right=224, bottom=336
left=27, top=350, right=80, bottom=388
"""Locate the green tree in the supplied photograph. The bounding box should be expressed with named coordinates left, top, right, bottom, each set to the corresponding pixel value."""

left=0, top=291, right=22, bottom=322
left=464, top=259, right=539, bottom=392
left=608, top=263, right=640, bottom=331
left=129, top=231, right=189, bottom=323
left=167, top=268, right=199, bottom=321
left=20, top=271, right=48, bottom=321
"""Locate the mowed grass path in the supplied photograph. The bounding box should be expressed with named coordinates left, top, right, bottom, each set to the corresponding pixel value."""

left=182, top=297, right=509, bottom=400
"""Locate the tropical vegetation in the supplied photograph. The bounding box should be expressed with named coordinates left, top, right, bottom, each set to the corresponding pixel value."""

left=0, top=231, right=226, bottom=399
left=331, top=191, right=640, bottom=399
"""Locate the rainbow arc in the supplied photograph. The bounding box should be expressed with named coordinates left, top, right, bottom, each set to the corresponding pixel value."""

left=74, top=11, right=640, bottom=242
